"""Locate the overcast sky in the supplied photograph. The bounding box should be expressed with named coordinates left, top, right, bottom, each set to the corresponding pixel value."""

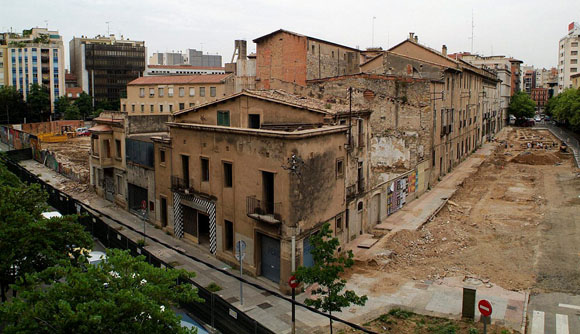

left=2, top=0, right=579, bottom=69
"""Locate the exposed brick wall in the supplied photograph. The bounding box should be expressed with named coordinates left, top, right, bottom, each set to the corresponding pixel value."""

left=306, top=40, right=359, bottom=80
left=255, top=32, right=308, bottom=89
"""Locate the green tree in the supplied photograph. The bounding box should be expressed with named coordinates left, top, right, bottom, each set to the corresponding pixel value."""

left=0, top=249, right=203, bottom=334
left=294, top=223, right=367, bottom=334
left=64, top=104, right=81, bottom=120
left=508, top=91, right=536, bottom=120
left=0, top=86, right=27, bottom=124
left=0, top=161, right=93, bottom=301
left=27, top=83, right=51, bottom=121
left=550, top=88, right=580, bottom=131
left=54, top=96, right=71, bottom=118
left=74, top=92, right=93, bottom=119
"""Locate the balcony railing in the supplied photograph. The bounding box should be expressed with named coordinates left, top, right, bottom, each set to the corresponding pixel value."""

left=171, top=176, right=195, bottom=194
left=246, top=196, right=282, bottom=224
left=346, top=184, right=357, bottom=201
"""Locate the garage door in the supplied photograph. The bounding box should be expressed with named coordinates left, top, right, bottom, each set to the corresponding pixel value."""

left=260, top=234, right=280, bottom=283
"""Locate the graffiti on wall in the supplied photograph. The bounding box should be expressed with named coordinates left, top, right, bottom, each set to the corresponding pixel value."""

left=386, top=168, right=420, bottom=216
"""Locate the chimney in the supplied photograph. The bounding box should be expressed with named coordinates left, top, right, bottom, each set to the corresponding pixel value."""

left=409, top=32, right=415, bottom=41
left=414, top=35, right=419, bottom=43
left=442, top=45, right=447, bottom=56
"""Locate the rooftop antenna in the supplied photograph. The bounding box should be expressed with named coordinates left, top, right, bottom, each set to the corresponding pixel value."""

left=106, top=21, right=111, bottom=36
left=468, top=10, right=475, bottom=53
left=200, top=42, right=204, bottom=52
left=44, top=20, right=48, bottom=29
left=372, top=16, right=376, bottom=48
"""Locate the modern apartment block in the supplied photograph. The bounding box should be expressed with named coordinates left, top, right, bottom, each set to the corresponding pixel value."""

left=149, top=52, right=185, bottom=66
left=0, top=28, right=65, bottom=113
left=145, top=65, right=225, bottom=76
left=69, top=34, right=146, bottom=107
left=558, top=22, right=580, bottom=93
left=120, top=74, right=231, bottom=115
left=187, top=49, right=222, bottom=67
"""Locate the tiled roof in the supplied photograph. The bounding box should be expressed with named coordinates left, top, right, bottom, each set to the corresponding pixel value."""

left=66, top=87, right=83, bottom=95
left=128, top=74, right=231, bottom=85
left=147, top=65, right=225, bottom=71
left=253, top=29, right=359, bottom=51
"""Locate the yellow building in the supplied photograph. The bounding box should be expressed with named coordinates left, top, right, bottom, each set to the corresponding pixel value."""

left=121, top=74, right=231, bottom=115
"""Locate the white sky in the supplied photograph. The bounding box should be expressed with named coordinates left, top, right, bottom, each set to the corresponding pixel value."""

left=2, top=0, right=579, bottom=69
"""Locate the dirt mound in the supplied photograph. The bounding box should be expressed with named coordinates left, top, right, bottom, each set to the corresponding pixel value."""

left=511, top=151, right=561, bottom=165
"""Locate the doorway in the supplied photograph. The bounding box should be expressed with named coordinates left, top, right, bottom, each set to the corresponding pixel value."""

left=260, top=233, right=280, bottom=283
left=370, top=193, right=381, bottom=227
left=161, top=197, right=168, bottom=227
left=262, top=171, right=274, bottom=214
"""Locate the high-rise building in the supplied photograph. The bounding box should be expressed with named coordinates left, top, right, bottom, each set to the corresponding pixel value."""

left=0, top=28, right=65, bottom=113
left=149, top=52, right=185, bottom=66
left=557, top=22, right=580, bottom=93
left=69, top=34, right=145, bottom=108
left=186, top=49, right=222, bottom=67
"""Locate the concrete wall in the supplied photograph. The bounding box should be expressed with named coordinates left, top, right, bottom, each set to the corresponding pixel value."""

left=126, top=114, right=170, bottom=134
left=306, top=39, right=359, bottom=80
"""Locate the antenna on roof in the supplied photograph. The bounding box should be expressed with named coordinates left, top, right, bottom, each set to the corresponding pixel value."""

left=106, top=21, right=111, bottom=36
left=468, top=10, right=475, bottom=53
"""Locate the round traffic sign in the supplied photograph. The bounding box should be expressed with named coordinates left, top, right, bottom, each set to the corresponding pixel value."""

left=478, top=299, right=492, bottom=317
left=288, top=275, right=299, bottom=289
left=141, top=200, right=147, bottom=210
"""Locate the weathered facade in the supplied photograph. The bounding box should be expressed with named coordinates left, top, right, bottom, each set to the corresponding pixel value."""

left=253, top=29, right=360, bottom=89
left=152, top=90, right=368, bottom=292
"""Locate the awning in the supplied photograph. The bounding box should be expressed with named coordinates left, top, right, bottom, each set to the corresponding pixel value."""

left=88, top=124, right=113, bottom=133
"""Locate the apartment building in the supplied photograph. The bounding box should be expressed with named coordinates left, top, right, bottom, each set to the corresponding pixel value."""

left=152, top=90, right=365, bottom=291
left=0, top=28, right=65, bottom=112
left=558, top=22, right=580, bottom=93
left=253, top=29, right=360, bottom=89
left=187, top=49, right=222, bottom=67
left=120, top=74, right=231, bottom=115
left=70, top=34, right=145, bottom=107
left=531, top=88, right=549, bottom=112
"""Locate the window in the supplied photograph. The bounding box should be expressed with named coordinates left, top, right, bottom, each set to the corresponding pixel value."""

left=122, top=104, right=126, bottom=112
left=223, top=162, right=233, bottom=187
left=140, top=104, right=144, bottom=112
left=572, top=42, right=579, bottom=47
left=210, top=87, right=216, bottom=97
left=189, top=103, right=194, bottom=107
left=248, top=114, right=260, bottom=129
left=150, top=104, right=154, bottom=112
left=572, top=51, right=578, bottom=56
left=159, top=104, right=164, bottom=112
left=169, top=104, right=173, bottom=112
left=189, top=87, right=195, bottom=96
left=131, top=104, right=135, bottom=112
left=332, top=51, right=335, bottom=58
left=201, top=157, right=209, bottom=182
left=179, top=87, right=185, bottom=97
left=311, top=45, right=315, bottom=54
left=336, top=214, right=343, bottom=231
left=115, top=139, right=121, bottom=158
left=149, top=88, right=154, bottom=97
left=158, top=87, right=164, bottom=97
left=116, top=175, right=123, bottom=195
left=91, top=135, right=99, bottom=156
left=336, top=158, right=344, bottom=178
left=179, top=103, right=185, bottom=110
left=225, top=220, right=234, bottom=251
left=217, top=110, right=230, bottom=126
left=572, top=68, right=578, bottom=73
left=357, top=201, right=363, bottom=211
left=139, top=88, right=145, bottom=97
left=104, top=140, right=110, bottom=158
left=168, top=87, right=174, bottom=97
left=160, top=149, right=165, bottom=164
left=199, top=87, right=205, bottom=97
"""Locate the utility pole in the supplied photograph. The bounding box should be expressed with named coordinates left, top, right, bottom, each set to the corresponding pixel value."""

left=371, top=16, right=376, bottom=48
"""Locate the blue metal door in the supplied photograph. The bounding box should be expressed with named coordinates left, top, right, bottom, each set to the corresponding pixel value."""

left=303, top=236, right=314, bottom=268
left=260, top=234, right=280, bottom=283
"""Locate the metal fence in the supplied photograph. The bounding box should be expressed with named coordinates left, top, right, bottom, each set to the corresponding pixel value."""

left=2, top=157, right=274, bottom=334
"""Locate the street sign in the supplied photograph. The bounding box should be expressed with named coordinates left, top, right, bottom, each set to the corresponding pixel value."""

left=478, top=299, right=492, bottom=317
left=288, top=275, right=299, bottom=289
left=235, top=240, right=246, bottom=261
left=141, top=200, right=147, bottom=210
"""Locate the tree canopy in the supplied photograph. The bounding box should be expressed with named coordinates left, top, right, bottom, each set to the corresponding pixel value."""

left=27, top=83, right=51, bottom=122
left=546, top=88, right=580, bottom=131
left=508, top=91, right=536, bottom=119
left=0, top=86, right=28, bottom=124
left=54, top=96, right=71, bottom=119
left=294, top=223, right=367, bottom=334
left=74, top=92, right=93, bottom=119
left=0, top=249, right=203, bottom=334
left=0, top=160, right=93, bottom=301
left=64, top=104, right=82, bottom=120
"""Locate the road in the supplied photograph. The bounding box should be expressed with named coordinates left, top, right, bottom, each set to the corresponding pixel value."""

left=527, top=126, right=580, bottom=334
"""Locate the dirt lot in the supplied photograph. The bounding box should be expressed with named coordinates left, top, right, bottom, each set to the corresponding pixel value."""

left=354, top=128, right=578, bottom=293
left=42, top=136, right=91, bottom=179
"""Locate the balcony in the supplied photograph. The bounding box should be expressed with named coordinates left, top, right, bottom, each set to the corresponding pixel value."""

left=346, top=184, right=357, bottom=200
left=357, top=178, right=365, bottom=193
left=171, top=176, right=195, bottom=195
left=246, top=196, right=282, bottom=224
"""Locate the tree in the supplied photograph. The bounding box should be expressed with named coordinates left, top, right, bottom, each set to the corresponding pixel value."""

left=0, top=161, right=93, bottom=302
left=294, top=223, right=367, bottom=334
left=549, top=88, right=580, bottom=131
left=0, top=249, right=203, bottom=334
left=27, top=83, right=51, bottom=122
left=508, top=91, right=536, bottom=120
left=74, top=92, right=93, bottom=120
left=64, top=104, right=81, bottom=120
left=0, top=86, right=27, bottom=124
left=54, top=96, right=71, bottom=119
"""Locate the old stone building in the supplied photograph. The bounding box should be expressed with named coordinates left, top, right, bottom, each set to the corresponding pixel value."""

left=151, top=90, right=370, bottom=291
left=253, top=29, right=360, bottom=89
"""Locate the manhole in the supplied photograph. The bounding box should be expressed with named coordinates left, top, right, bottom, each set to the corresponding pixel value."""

left=225, top=297, right=239, bottom=303
left=257, top=302, right=272, bottom=309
